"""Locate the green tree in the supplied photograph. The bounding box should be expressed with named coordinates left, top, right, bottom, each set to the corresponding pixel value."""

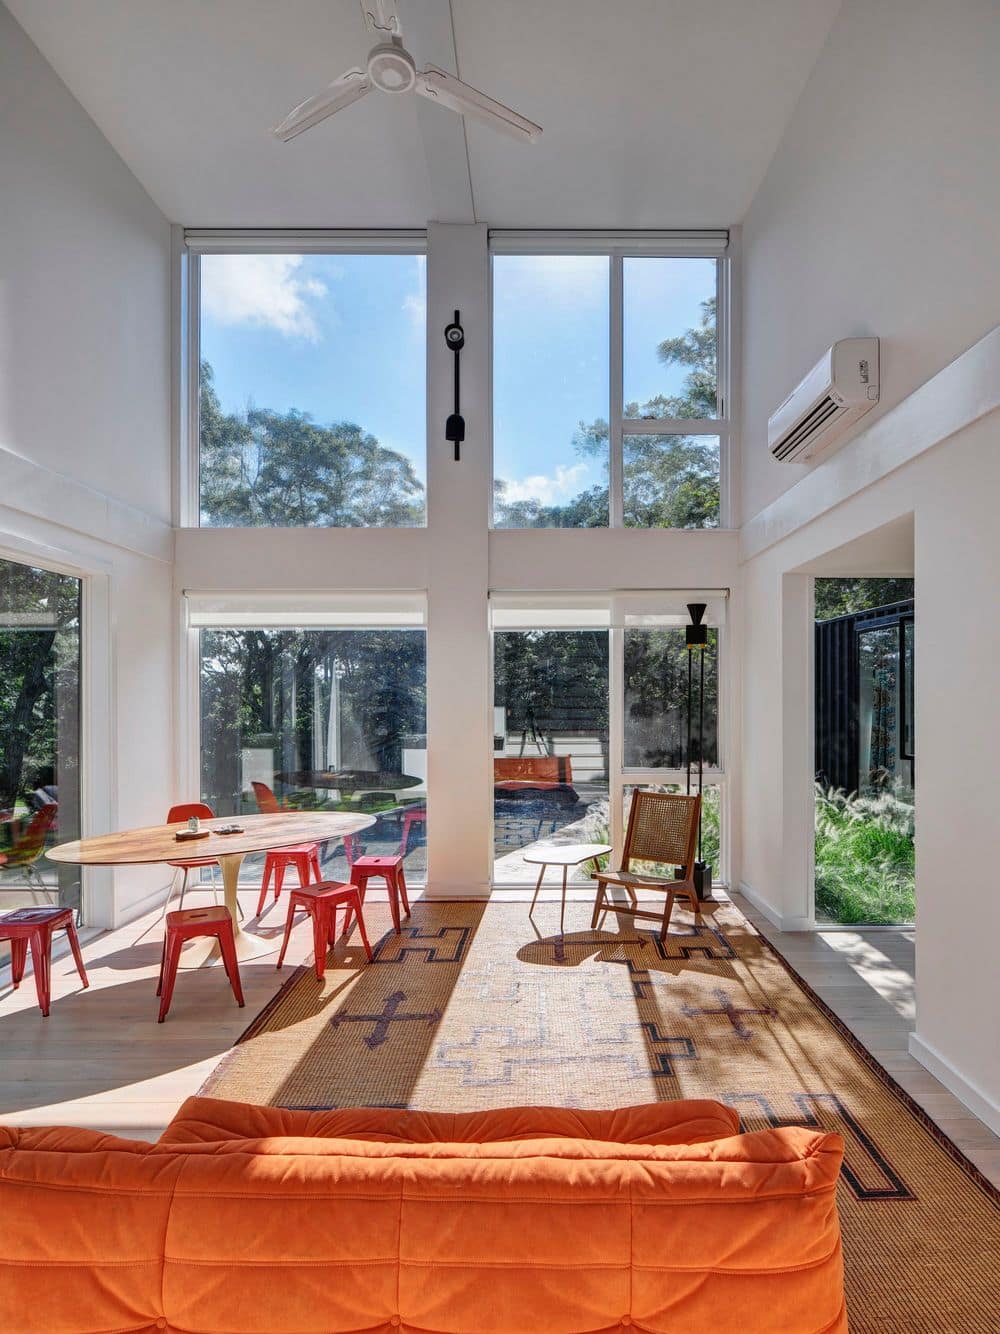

left=199, top=362, right=425, bottom=528
left=200, top=628, right=426, bottom=816
left=494, top=297, right=719, bottom=529
left=814, top=579, right=914, bottom=621
left=0, top=562, right=80, bottom=815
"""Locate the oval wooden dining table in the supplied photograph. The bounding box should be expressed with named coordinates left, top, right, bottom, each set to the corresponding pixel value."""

left=46, top=811, right=377, bottom=962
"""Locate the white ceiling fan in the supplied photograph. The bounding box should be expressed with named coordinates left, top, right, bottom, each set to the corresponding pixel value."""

left=272, top=0, right=542, bottom=145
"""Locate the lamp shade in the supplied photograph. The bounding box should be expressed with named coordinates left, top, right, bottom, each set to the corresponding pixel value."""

left=686, top=602, right=709, bottom=650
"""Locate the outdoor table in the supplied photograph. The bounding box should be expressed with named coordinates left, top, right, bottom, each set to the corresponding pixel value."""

left=524, top=842, right=613, bottom=934
left=45, top=811, right=376, bottom=962
left=276, top=769, right=422, bottom=795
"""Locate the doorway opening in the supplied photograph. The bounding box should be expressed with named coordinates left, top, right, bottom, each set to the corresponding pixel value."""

left=814, top=578, right=914, bottom=924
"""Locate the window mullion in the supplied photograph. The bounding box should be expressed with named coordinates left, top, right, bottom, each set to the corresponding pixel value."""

left=609, top=255, right=624, bottom=528
left=610, top=625, right=625, bottom=854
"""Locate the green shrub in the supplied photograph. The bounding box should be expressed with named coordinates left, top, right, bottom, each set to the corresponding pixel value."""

left=814, top=783, right=914, bottom=924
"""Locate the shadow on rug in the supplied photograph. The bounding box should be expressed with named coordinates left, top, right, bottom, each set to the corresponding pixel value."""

left=202, top=897, right=999, bottom=1333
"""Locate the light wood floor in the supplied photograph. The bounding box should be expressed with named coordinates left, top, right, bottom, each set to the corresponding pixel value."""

left=1, top=885, right=997, bottom=1188
left=730, top=890, right=1000, bottom=1189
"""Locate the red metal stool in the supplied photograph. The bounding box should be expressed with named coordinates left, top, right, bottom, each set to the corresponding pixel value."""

left=276, top=881, right=372, bottom=980
left=157, top=906, right=244, bottom=1023
left=400, top=807, right=426, bottom=856
left=350, top=854, right=411, bottom=934
left=255, top=843, right=323, bottom=917
left=0, top=906, right=88, bottom=1017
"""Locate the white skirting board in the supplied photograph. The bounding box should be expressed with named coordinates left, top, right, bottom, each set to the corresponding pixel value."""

left=737, top=881, right=812, bottom=933
left=908, top=1032, right=1000, bottom=1138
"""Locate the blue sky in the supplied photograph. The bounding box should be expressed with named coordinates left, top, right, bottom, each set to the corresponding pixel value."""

left=200, top=252, right=714, bottom=504
left=201, top=253, right=427, bottom=481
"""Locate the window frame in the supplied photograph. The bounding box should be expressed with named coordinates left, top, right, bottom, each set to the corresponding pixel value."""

left=488, top=589, right=729, bottom=887
left=179, top=230, right=428, bottom=531
left=185, top=589, right=430, bottom=883
left=488, top=231, right=733, bottom=531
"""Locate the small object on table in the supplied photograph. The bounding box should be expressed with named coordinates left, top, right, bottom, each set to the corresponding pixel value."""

left=215, top=825, right=244, bottom=835
left=175, top=828, right=210, bottom=842
left=523, top=843, right=613, bottom=935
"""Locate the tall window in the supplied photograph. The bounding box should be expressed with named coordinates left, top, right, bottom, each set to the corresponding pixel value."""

left=490, top=594, right=725, bottom=885
left=492, top=249, right=725, bottom=529
left=0, top=558, right=82, bottom=915
left=196, top=249, right=426, bottom=527
left=192, top=596, right=428, bottom=884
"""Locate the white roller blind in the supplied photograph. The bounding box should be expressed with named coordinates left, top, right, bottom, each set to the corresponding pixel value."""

left=489, top=230, right=729, bottom=256
left=612, top=591, right=728, bottom=628
left=489, top=593, right=610, bottom=631
left=489, top=590, right=727, bottom=631
left=184, top=591, right=427, bottom=629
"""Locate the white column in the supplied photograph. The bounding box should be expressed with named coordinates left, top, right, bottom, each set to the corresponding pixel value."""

left=424, top=223, right=492, bottom=896
left=779, top=572, right=815, bottom=929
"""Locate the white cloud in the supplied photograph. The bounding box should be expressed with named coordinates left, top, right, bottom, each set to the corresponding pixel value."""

left=494, top=254, right=608, bottom=312
left=503, top=462, right=589, bottom=505
left=402, top=289, right=426, bottom=331
left=201, top=254, right=327, bottom=340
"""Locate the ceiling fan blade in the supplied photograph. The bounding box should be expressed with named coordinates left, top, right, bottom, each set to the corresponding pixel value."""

left=272, top=69, right=372, bottom=142
left=415, top=66, right=542, bottom=143
left=360, top=0, right=401, bottom=39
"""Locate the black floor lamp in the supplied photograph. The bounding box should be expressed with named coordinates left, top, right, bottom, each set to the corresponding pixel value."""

left=685, top=602, right=713, bottom=901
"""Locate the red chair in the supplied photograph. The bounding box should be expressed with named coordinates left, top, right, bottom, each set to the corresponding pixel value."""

left=0, top=804, right=59, bottom=901
left=251, top=781, right=323, bottom=917
left=350, top=854, right=411, bottom=935
left=156, top=906, right=244, bottom=1023
left=400, top=806, right=426, bottom=856
left=164, top=802, right=220, bottom=914
left=276, top=881, right=372, bottom=980
left=0, top=906, right=88, bottom=1017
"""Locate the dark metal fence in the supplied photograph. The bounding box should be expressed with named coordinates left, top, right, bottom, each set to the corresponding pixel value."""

left=815, top=599, right=914, bottom=794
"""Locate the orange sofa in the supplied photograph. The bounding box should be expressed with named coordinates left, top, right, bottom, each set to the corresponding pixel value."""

left=0, top=1096, right=847, bottom=1333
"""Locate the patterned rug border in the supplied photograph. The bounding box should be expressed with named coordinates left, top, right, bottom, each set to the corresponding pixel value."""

left=745, top=914, right=1000, bottom=1209
left=200, top=897, right=999, bottom=1211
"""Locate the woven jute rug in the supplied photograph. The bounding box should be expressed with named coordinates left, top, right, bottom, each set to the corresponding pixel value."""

left=203, top=898, right=999, bottom=1333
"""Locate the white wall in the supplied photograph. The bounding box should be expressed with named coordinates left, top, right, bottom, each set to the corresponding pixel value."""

left=0, top=4, right=172, bottom=521
left=737, top=0, right=1000, bottom=1124
left=0, top=5, right=175, bottom=923
left=740, top=0, right=1000, bottom=524
left=738, top=401, right=1000, bottom=1129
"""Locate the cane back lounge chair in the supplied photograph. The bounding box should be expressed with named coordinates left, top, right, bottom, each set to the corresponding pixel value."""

left=591, top=789, right=701, bottom=941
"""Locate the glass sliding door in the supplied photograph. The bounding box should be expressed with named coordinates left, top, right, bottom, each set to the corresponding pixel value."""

left=0, top=557, right=82, bottom=915
left=814, top=578, right=915, bottom=924
left=493, top=627, right=610, bottom=883
left=198, top=619, right=428, bottom=885
left=490, top=593, right=726, bottom=888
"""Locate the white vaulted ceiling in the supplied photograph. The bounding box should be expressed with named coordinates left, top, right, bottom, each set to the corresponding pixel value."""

left=4, top=0, right=840, bottom=227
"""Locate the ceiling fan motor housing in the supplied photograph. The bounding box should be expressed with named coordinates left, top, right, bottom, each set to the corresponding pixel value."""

left=367, top=40, right=416, bottom=93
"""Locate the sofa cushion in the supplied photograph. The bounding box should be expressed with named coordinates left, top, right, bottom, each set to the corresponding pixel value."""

left=0, top=1108, right=845, bottom=1334
left=158, top=1094, right=740, bottom=1147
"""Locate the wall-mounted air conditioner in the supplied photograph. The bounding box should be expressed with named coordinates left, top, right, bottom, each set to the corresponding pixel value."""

left=768, top=338, right=879, bottom=463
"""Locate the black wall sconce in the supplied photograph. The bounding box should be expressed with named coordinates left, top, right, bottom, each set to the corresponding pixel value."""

left=444, top=311, right=465, bottom=460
